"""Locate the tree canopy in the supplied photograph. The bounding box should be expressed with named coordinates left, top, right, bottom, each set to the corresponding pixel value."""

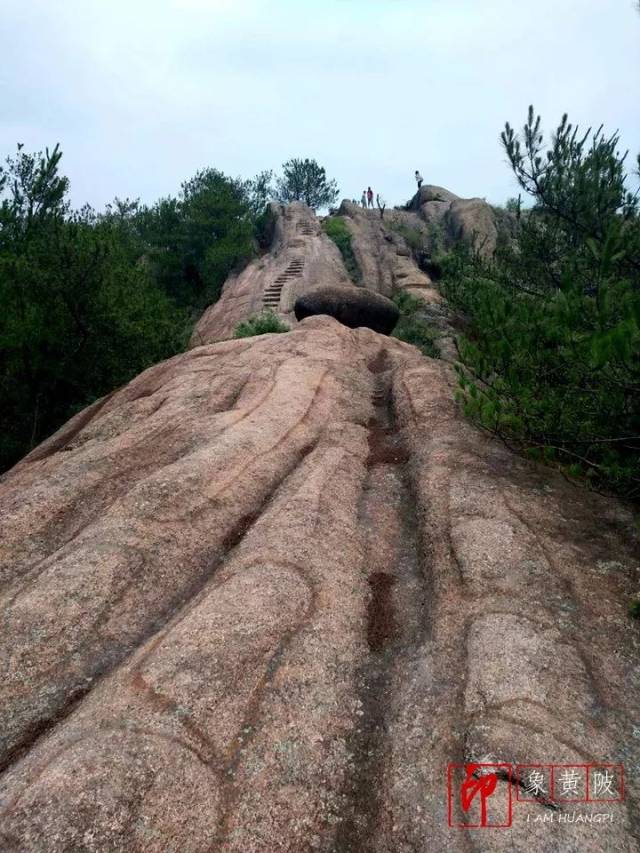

left=276, top=158, right=339, bottom=210
left=0, top=146, right=273, bottom=472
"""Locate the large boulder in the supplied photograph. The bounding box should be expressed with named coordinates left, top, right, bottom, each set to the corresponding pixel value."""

left=407, top=184, right=503, bottom=259
left=413, top=184, right=461, bottom=207
left=446, top=197, right=499, bottom=256
left=419, top=198, right=450, bottom=228
left=294, top=285, right=399, bottom=334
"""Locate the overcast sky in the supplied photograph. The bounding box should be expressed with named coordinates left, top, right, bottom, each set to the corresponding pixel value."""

left=2, top=0, right=639, bottom=210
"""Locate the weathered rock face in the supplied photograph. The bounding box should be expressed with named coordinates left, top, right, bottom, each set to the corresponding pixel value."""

left=190, top=202, right=351, bottom=345
left=415, top=184, right=461, bottom=206
left=338, top=200, right=437, bottom=299
left=336, top=201, right=456, bottom=359
left=189, top=187, right=498, bottom=348
left=0, top=316, right=638, bottom=851
left=412, top=184, right=500, bottom=258
left=294, top=285, right=399, bottom=334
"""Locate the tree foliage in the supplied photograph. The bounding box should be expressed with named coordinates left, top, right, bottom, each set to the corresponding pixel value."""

left=276, top=158, right=339, bottom=210
left=0, top=146, right=275, bottom=472
left=443, top=107, right=640, bottom=497
left=107, top=169, right=259, bottom=312
left=0, top=146, right=185, bottom=471
left=391, top=291, right=439, bottom=358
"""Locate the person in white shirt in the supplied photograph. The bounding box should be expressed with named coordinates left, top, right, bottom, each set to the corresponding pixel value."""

left=415, top=170, right=423, bottom=189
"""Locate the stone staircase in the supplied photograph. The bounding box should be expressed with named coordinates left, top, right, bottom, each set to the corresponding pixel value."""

left=262, top=257, right=305, bottom=310
left=297, top=221, right=315, bottom=236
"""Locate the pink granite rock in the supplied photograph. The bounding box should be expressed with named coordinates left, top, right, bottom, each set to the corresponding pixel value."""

left=0, top=316, right=638, bottom=852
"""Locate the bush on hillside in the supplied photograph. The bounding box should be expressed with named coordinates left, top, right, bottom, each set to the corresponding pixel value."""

left=392, top=291, right=439, bottom=357
left=233, top=310, right=289, bottom=338
left=389, top=221, right=426, bottom=253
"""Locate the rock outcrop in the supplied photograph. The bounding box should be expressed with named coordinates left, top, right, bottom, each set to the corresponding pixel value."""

left=337, top=200, right=437, bottom=300
left=412, top=184, right=500, bottom=258
left=189, top=186, right=499, bottom=349
left=336, top=201, right=455, bottom=359
left=190, top=202, right=351, bottom=346
left=294, top=285, right=399, bottom=334
left=0, top=315, right=639, bottom=851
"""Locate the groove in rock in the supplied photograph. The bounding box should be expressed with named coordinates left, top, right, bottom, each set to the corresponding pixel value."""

left=0, top=437, right=320, bottom=778
left=333, top=350, right=429, bottom=852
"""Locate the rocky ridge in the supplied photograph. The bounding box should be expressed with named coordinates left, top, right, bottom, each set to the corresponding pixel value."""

left=0, top=191, right=638, bottom=852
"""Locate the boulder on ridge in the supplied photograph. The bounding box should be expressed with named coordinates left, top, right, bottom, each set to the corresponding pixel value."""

left=294, top=285, right=399, bottom=334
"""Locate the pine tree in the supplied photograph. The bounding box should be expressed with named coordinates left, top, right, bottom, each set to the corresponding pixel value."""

left=276, top=158, right=339, bottom=211
left=443, top=108, right=640, bottom=497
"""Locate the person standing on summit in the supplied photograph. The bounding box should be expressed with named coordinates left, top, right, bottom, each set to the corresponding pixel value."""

left=361, top=191, right=367, bottom=208
left=415, top=170, right=423, bottom=189
left=367, top=187, right=374, bottom=208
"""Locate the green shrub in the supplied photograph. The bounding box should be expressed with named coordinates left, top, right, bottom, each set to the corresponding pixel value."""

left=389, top=221, right=425, bottom=253
left=391, top=291, right=439, bottom=358
left=233, top=310, right=289, bottom=338
left=389, top=218, right=447, bottom=258
left=130, top=168, right=257, bottom=312
left=323, top=217, right=360, bottom=282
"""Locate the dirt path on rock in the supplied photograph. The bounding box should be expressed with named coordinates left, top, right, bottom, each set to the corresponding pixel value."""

left=333, top=350, right=428, bottom=852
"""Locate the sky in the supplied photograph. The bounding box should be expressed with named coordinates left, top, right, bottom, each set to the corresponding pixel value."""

left=2, top=0, right=639, bottom=210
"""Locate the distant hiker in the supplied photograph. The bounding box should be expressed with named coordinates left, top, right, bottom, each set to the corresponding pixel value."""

left=415, top=170, right=423, bottom=189
left=361, top=191, right=367, bottom=208
left=367, top=187, right=374, bottom=208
